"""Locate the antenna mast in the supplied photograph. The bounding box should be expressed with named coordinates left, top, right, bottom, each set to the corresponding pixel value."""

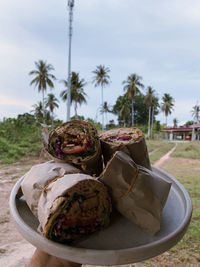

left=66, top=0, right=74, bottom=121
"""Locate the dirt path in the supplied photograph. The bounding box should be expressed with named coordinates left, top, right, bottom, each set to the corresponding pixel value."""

left=0, top=160, right=39, bottom=267
left=154, top=143, right=177, bottom=168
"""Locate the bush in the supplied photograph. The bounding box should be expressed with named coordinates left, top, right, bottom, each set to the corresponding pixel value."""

left=0, top=114, right=43, bottom=164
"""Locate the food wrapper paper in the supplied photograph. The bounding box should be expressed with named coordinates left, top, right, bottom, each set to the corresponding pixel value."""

left=21, top=161, right=80, bottom=217
left=99, top=151, right=171, bottom=235
left=100, top=128, right=151, bottom=170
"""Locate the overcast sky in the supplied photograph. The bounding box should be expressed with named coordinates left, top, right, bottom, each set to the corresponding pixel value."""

left=0, top=0, right=200, bottom=126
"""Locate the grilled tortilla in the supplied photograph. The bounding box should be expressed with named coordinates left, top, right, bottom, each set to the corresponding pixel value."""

left=47, top=120, right=103, bottom=176
left=38, top=173, right=111, bottom=244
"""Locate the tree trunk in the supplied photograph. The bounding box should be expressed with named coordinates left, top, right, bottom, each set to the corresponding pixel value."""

left=131, top=99, right=134, bottom=126
left=101, top=86, right=104, bottom=130
left=51, top=111, right=54, bottom=127
left=132, top=101, right=134, bottom=126
left=151, top=106, right=154, bottom=138
left=75, top=102, right=78, bottom=120
left=42, top=89, right=45, bottom=123
left=148, top=106, right=151, bottom=138
left=166, top=115, right=168, bottom=126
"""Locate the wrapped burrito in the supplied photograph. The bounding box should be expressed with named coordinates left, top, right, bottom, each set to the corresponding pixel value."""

left=99, top=151, right=171, bottom=235
left=100, top=127, right=151, bottom=170
left=21, top=161, right=80, bottom=217
left=45, top=120, right=103, bottom=176
left=38, top=173, right=111, bottom=244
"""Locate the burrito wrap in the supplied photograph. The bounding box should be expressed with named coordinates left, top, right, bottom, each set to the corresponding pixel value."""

left=46, top=120, right=103, bottom=176
left=21, top=161, right=80, bottom=216
left=100, top=127, right=151, bottom=170
left=99, top=151, right=171, bottom=235
left=38, top=173, right=111, bottom=244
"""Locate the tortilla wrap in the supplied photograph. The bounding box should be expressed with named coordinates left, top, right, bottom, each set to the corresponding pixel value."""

left=21, top=161, right=80, bottom=217
left=38, top=173, right=111, bottom=244
left=100, top=127, right=151, bottom=170
left=45, top=120, right=103, bottom=176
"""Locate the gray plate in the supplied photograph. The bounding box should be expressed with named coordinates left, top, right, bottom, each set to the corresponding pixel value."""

left=9, top=166, right=192, bottom=265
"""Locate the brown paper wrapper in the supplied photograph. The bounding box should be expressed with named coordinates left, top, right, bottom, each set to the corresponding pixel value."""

left=99, top=151, right=171, bottom=235
left=43, top=120, right=103, bottom=176
left=37, top=173, right=111, bottom=243
left=21, top=161, right=80, bottom=217
left=100, top=127, right=151, bottom=170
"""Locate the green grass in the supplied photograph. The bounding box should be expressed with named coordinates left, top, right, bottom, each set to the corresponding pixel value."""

left=146, top=140, right=168, bottom=153
left=159, top=158, right=200, bottom=265
left=149, top=142, right=175, bottom=164
left=171, top=142, right=200, bottom=159
left=0, top=120, right=43, bottom=164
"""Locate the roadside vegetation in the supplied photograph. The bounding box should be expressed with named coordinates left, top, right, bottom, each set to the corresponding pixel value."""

left=146, top=140, right=169, bottom=153
left=0, top=114, right=42, bottom=164
left=149, top=157, right=200, bottom=266
left=149, top=142, right=175, bottom=164
left=171, top=142, right=200, bottom=159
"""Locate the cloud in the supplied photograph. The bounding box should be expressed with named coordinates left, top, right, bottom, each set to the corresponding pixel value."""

left=0, top=94, right=31, bottom=108
left=0, top=0, right=200, bottom=124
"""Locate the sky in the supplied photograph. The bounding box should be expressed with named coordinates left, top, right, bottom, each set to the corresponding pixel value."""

left=0, top=0, right=200, bottom=126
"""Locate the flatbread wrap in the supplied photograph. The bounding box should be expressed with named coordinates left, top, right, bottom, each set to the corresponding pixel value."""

left=45, top=120, right=103, bottom=176
left=99, top=151, right=171, bottom=235
left=100, top=127, right=151, bottom=170
left=38, top=173, right=111, bottom=244
left=21, top=161, right=80, bottom=217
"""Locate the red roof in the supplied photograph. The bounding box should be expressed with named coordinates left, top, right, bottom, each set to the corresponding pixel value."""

left=191, top=123, right=200, bottom=128
left=161, top=128, right=192, bottom=132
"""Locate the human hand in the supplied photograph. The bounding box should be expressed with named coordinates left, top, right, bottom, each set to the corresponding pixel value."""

left=28, top=248, right=82, bottom=267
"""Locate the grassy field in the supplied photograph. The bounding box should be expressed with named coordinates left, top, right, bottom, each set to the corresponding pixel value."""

left=146, top=140, right=169, bottom=153
left=171, top=141, right=200, bottom=159
left=149, top=142, right=175, bottom=164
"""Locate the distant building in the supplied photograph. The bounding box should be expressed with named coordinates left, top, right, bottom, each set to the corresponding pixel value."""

left=161, top=124, right=200, bottom=140
left=161, top=127, right=192, bottom=141
left=191, top=123, right=200, bottom=141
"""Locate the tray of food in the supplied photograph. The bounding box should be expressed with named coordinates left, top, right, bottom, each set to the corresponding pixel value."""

left=9, top=121, right=192, bottom=265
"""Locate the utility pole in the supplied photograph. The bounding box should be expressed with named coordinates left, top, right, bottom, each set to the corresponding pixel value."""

left=66, top=0, right=74, bottom=121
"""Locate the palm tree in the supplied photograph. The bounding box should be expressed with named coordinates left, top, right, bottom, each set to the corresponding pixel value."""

left=122, top=73, right=144, bottom=126
left=60, top=72, right=87, bottom=119
left=173, top=118, right=178, bottom=128
left=29, top=60, right=56, bottom=118
left=45, top=93, right=59, bottom=126
left=145, top=86, right=155, bottom=138
left=161, top=93, right=174, bottom=126
left=100, top=101, right=112, bottom=126
left=191, top=104, right=200, bottom=122
left=31, top=101, right=44, bottom=122
left=92, top=65, right=111, bottom=130
left=119, top=99, right=131, bottom=127
left=151, top=95, right=159, bottom=137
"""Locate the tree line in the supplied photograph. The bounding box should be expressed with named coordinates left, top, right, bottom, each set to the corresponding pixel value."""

left=29, top=59, right=178, bottom=137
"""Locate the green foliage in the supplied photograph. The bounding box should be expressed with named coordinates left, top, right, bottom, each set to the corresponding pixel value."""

left=113, top=93, right=150, bottom=125
left=149, top=142, right=175, bottom=164
left=0, top=113, right=42, bottom=163
left=70, top=115, right=85, bottom=121
left=171, top=142, right=200, bottom=159
left=86, top=118, right=102, bottom=131
left=106, top=120, right=116, bottom=130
